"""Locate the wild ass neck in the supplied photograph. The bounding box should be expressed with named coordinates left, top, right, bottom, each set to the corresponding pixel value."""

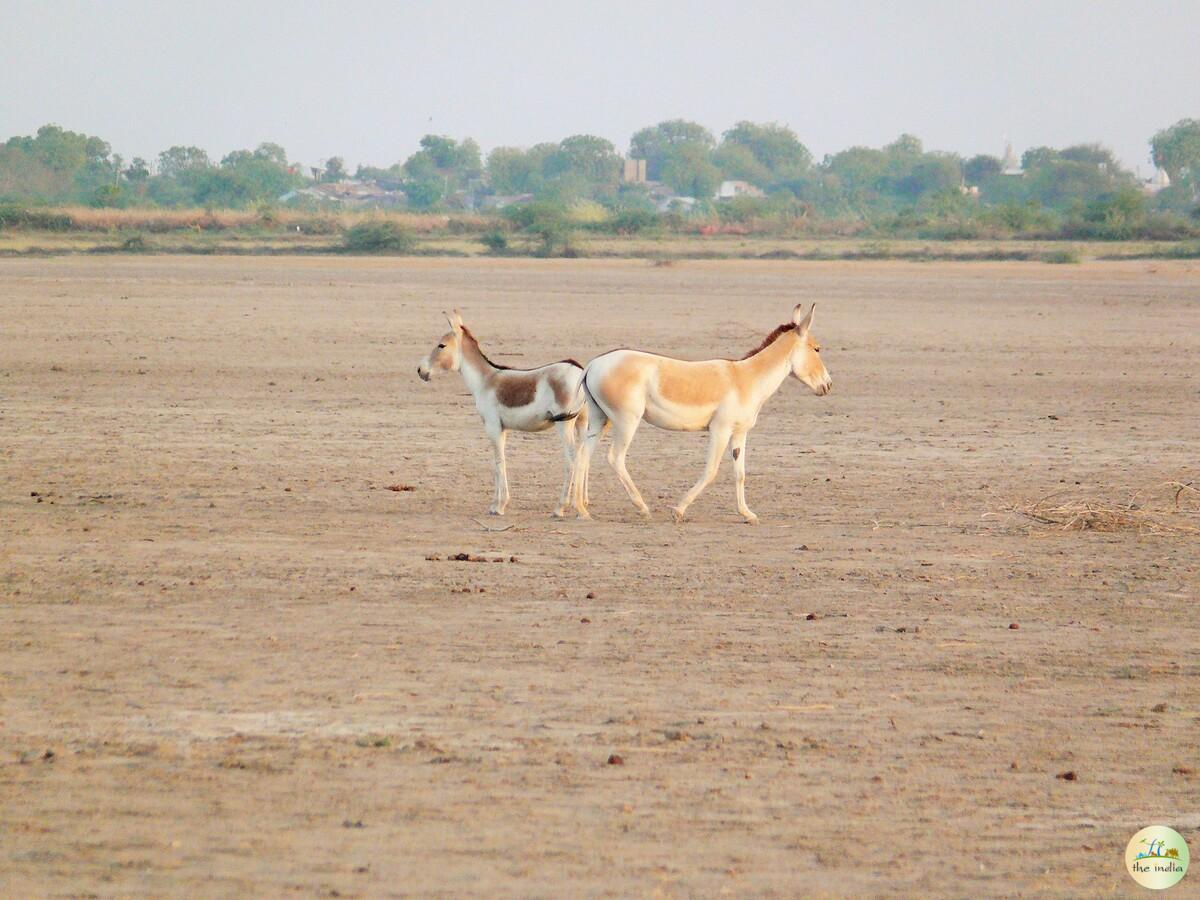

left=734, top=329, right=798, bottom=411
left=457, top=333, right=499, bottom=396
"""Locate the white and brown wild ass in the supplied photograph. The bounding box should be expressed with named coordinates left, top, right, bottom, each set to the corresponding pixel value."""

left=418, top=310, right=587, bottom=516
left=571, top=304, right=831, bottom=523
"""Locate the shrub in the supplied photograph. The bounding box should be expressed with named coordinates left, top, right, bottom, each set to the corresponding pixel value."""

left=566, top=200, right=609, bottom=224
left=503, top=201, right=579, bottom=256
left=0, top=204, right=73, bottom=231
left=342, top=220, right=415, bottom=253
left=1042, top=248, right=1082, bottom=264
left=607, top=207, right=659, bottom=235
left=480, top=230, right=509, bottom=254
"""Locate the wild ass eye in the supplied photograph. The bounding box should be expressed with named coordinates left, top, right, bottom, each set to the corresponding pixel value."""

left=437, top=343, right=445, bottom=349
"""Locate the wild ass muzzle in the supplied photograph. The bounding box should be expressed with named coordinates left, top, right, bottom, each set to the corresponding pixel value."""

left=417, top=309, right=588, bottom=517
left=571, top=303, right=831, bottom=523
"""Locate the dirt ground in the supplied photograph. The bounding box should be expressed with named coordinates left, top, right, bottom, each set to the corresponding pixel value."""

left=2, top=256, right=1198, bottom=897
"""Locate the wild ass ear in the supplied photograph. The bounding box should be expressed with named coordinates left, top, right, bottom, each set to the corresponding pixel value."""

left=443, top=310, right=463, bottom=334
left=793, top=303, right=815, bottom=336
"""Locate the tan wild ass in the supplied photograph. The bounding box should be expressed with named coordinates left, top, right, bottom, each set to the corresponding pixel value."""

left=418, top=310, right=587, bottom=516
left=571, top=304, right=831, bottom=523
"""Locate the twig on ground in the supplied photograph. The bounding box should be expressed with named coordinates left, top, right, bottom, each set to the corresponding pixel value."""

left=472, top=518, right=515, bottom=533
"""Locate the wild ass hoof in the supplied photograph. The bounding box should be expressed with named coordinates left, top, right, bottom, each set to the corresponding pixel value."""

left=742, top=513, right=760, bottom=525
left=551, top=507, right=569, bottom=519
left=574, top=509, right=592, bottom=521
left=670, top=507, right=686, bottom=523
left=487, top=508, right=505, bottom=517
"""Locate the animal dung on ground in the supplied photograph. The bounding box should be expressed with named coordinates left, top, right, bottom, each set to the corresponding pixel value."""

left=385, top=484, right=416, bottom=492
left=431, top=552, right=520, bottom=563
left=606, top=754, right=624, bottom=766
left=1055, top=770, right=1077, bottom=781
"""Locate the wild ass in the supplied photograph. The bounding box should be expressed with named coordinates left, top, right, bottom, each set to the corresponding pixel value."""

left=571, top=304, right=831, bottom=523
left=417, top=310, right=587, bottom=516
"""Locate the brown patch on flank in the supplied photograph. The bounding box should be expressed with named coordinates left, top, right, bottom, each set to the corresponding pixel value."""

left=548, top=372, right=572, bottom=408
left=494, top=372, right=538, bottom=408
left=732, top=447, right=740, bottom=460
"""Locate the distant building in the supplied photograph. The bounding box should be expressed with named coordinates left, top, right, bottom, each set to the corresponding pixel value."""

left=643, top=181, right=696, bottom=212
left=278, top=181, right=406, bottom=207
left=1000, top=140, right=1023, bottom=176
left=479, top=193, right=534, bottom=211
left=716, top=180, right=766, bottom=200
left=621, top=158, right=647, bottom=184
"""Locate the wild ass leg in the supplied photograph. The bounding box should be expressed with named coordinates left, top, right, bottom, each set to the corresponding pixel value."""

left=671, top=425, right=732, bottom=523
left=730, top=431, right=757, bottom=524
left=608, top=416, right=651, bottom=519
left=552, top=420, right=576, bottom=518
left=574, top=407, right=591, bottom=506
left=487, top=426, right=510, bottom=515
left=572, top=397, right=607, bottom=519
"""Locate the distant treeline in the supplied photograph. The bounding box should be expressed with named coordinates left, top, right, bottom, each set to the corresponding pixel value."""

left=2, top=119, right=1199, bottom=241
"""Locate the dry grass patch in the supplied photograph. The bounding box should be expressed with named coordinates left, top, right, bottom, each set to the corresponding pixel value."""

left=1001, top=481, right=1200, bottom=535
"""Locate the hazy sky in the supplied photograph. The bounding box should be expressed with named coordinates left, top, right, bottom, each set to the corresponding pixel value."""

left=4, top=0, right=1197, bottom=172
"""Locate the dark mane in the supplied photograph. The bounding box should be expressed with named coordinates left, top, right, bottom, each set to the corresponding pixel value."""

left=461, top=326, right=577, bottom=371
left=460, top=326, right=511, bottom=370
left=740, top=322, right=796, bottom=360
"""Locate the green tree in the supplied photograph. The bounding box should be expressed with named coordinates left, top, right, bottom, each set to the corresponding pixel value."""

left=417, top=135, right=459, bottom=168
left=823, top=146, right=888, bottom=208
left=885, top=134, right=924, bottom=160
left=713, top=143, right=771, bottom=185
left=487, top=146, right=540, bottom=194
left=629, top=119, right=715, bottom=180
left=964, top=154, right=1001, bottom=185
left=1059, top=143, right=1121, bottom=170
left=555, top=134, right=619, bottom=185
left=254, top=142, right=288, bottom=167
left=0, top=125, right=116, bottom=202
left=123, top=157, right=150, bottom=182
left=1151, top=119, right=1200, bottom=185
left=1025, top=160, right=1115, bottom=209
left=404, top=177, right=444, bottom=209
left=1020, top=146, right=1060, bottom=171
left=720, top=121, right=812, bottom=179
left=158, top=146, right=210, bottom=177
left=1082, top=185, right=1148, bottom=236
left=220, top=145, right=300, bottom=202
left=402, top=135, right=483, bottom=205
left=893, top=153, right=961, bottom=199
left=660, top=143, right=721, bottom=199
left=456, top=138, right=483, bottom=178
left=323, top=157, right=347, bottom=182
